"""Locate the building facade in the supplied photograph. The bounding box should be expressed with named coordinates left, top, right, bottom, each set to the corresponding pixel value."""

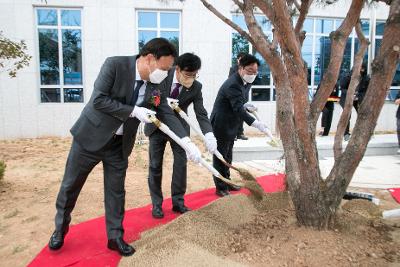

left=0, top=0, right=398, bottom=139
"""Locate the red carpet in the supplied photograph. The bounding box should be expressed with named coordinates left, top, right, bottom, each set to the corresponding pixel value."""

left=28, top=174, right=285, bottom=267
left=388, top=188, right=400, bottom=204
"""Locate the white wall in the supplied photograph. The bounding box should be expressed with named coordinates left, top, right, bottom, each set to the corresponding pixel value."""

left=0, top=0, right=395, bottom=139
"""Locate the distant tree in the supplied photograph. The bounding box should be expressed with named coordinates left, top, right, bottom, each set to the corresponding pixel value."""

left=0, top=31, right=31, bottom=78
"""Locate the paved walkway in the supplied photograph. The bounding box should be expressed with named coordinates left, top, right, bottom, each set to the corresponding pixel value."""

left=233, top=134, right=400, bottom=189
left=233, top=134, right=398, bottom=161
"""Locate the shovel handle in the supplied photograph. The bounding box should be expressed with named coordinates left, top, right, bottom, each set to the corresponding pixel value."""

left=148, top=115, right=243, bottom=187
left=170, top=105, right=238, bottom=169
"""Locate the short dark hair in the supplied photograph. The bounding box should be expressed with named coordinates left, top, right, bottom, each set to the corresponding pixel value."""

left=237, top=52, right=247, bottom=60
left=139, top=38, right=178, bottom=59
left=239, top=54, right=260, bottom=68
left=175, top=53, right=201, bottom=72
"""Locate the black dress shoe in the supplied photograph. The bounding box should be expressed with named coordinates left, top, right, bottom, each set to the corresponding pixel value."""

left=152, top=205, right=164, bottom=219
left=216, top=189, right=230, bottom=197
left=228, top=184, right=241, bottom=191
left=172, top=205, right=191, bottom=214
left=48, top=227, right=69, bottom=250
left=107, top=238, right=135, bottom=257
left=236, top=134, right=248, bottom=140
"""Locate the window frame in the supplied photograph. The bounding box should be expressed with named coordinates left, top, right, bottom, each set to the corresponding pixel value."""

left=136, top=10, right=181, bottom=54
left=35, top=7, right=84, bottom=104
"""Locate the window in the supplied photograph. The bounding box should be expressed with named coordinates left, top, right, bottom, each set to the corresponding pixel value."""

left=308, top=18, right=370, bottom=98
left=137, top=11, right=180, bottom=52
left=374, top=20, right=399, bottom=99
left=36, top=8, right=83, bottom=103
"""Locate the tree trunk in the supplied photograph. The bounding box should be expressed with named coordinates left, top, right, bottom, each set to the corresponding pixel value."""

left=201, top=0, right=400, bottom=229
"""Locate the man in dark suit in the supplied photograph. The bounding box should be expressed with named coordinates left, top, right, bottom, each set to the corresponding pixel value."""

left=229, top=52, right=249, bottom=140
left=211, top=54, right=270, bottom=197
left=48, top=38, right=202, bottom=256
left=145, top=53, right=217, bottom=218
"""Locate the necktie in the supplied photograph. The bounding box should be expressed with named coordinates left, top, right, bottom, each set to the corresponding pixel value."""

left=131, top=80, right=144, bottom=105
left=170, top=83, right=180, bottom=99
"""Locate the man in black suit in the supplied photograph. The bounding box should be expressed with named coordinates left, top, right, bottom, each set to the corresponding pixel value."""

left=48, top=38, right=202, bottom=256
left=229, top=52, right=249, bottom=140
left=145, top=53, right=217, bottom=218
left=211, top=54, right=271, bottom=197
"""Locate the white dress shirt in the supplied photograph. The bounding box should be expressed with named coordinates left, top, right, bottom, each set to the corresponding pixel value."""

left=115, top=60, right=146, bottom=135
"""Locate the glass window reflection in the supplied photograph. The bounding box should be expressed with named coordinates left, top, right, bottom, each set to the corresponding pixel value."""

left=62, top=30, right=82, bottom=85
left=61, top=10, right=81, bottom=26
left=138, top=31, right=157, bottom=50
left=231, top=33, right=249, bottom=65
left=376, top=21, right=385, bottom=36
left=41, top=88, right=60, bottom=102
left=161, top=31, right=179, bottom=51
left=232, top=14, right=248, bottom=31
left=303, top=18, right=313, bottom=33
left=160, top=13, right=179, bottom=28
left=255, top=15, right=271, bottom=32
left=64, top=88, right=83, bottom=102
left=316, top=19, right=333, bottom=34
left=138, top=12, right=157, bottom=28
left=361, top=20, right=370, bottom=36
left=252, top=51, right=270, bottom=86
left=37, top=9, right=57, bottom=26
left=252, top=88, right=271, bottom=101
left=302, top=36, right=313, bottom=85
left=39, top=29, right=60, bottom=85
left=314, top=36, right=331, bottom=85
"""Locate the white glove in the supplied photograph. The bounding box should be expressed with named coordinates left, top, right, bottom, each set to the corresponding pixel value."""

left=131, top=106, right=156, bottom=123
left=243, top=103, right=258, bottom=112
left=204, top=132, right=218, bottom=154
left=181, top=137, right=202, bottom=164
left=167, top=97, right=179, bottom=109
left=251, top=120, right=273, bottom=137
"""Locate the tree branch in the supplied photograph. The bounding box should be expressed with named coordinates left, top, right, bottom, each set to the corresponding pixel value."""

left=294, top=0, right=312, bottom=40
left=199, top=0, right=258, bottom=47
left=333, top=20, right=369, bottom=160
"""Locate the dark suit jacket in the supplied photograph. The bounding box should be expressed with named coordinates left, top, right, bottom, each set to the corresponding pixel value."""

left=70, top=56, right=187, bottom=158
left=210, top=72, right=255, bottom=140
left=144, top=68, right=212, bottom=136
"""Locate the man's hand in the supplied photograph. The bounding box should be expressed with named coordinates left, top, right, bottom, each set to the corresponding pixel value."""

left=395, top=98, right=400, bottom=105
left=251, top=120, right=272, bottom=137
left=181, top=137, right=202, bottom=164
left=204, top=132, right=218, bottom=154
left=244, top=103, right=258, bottom=112
left=131, top=106, right=156, bottom=123
left=167, top=97, right=180, bottom=109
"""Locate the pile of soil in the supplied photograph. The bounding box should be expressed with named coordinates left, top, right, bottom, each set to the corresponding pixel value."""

left=121, top=194, right=400, bottom=267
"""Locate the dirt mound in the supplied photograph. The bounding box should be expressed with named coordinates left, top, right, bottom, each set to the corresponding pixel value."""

left=342, top=199, right=382, bottom=218
left=121, top=194, right=400, bottom=267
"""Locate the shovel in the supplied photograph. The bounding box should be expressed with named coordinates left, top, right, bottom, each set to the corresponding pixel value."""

left=167, top=98, right=255, bottom=175
left=148, top=114, right=243, bottom=188
left=148, top=114, right=265, bottom=199
left=166, top=99, right=265, bottom=198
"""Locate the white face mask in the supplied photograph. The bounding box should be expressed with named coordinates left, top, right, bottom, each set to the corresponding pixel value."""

left=149, top=68, right=168, bottom=84
left=242, top=74, right=256, bottom=84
